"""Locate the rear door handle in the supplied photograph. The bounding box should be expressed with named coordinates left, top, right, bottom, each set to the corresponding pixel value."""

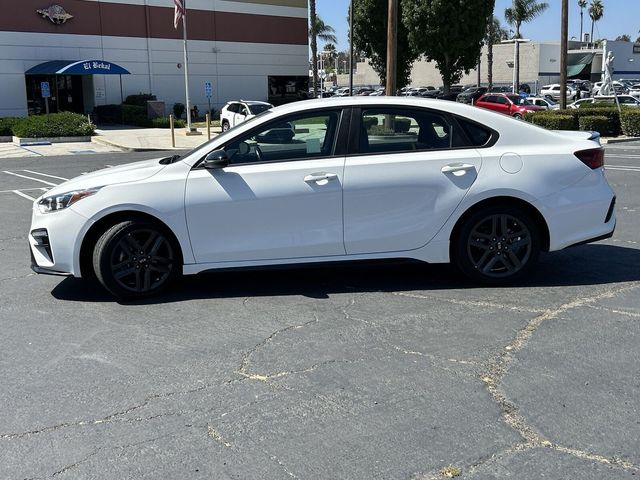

left=304, top=172, right=338, bottom=183
left=441, top=163, right=475, bottom=174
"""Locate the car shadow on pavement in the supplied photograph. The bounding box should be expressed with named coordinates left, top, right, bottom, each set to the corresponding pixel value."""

left=50, top=244, right=640, bottom=304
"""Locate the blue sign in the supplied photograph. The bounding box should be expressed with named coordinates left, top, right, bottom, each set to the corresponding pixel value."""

left=204, top=81, right=212, bottom=98
left=41, top=82, right=51, bottom=98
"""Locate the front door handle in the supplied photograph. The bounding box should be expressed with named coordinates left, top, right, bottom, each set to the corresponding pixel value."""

left=441, top=163, right=475, bottom=174
left=304, top=172, right=338, bottom=183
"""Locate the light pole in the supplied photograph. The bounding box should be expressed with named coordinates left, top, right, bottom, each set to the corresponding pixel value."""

left=501, top=38, right=530, bottom=93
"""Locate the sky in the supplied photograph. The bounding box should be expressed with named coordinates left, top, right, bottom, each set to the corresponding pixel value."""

left=315, top=0, right=640, bottom=52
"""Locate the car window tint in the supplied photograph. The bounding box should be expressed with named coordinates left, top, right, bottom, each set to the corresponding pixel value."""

left=227, top=104, right=238, bottom=113
left=359, top=108, right=465, bottom=154
left=239, top=105, right=248, bottom=115
left=457, top=118, right=493, bottom=147
left=495, top=96, right=509, bottom=105
left=249, top=104, right=271, bottom=115
left=224, top=110, right=341, bottom=164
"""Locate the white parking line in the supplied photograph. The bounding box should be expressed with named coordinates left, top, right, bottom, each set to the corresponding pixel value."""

left=0, top=187, right=49, bottom=194
left=21, top=170, right=69, bottom=181
left=606, top=167, right=640, bottom=172
left=12, top=190, right=36, bottom=201
left=2, top=171, right=59, bottom=186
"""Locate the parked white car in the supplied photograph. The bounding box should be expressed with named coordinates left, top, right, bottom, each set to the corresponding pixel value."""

left=540, top=84, right=578, bottom=102
left=628, top=84, right=640, bottom=99
left=568, top=95, right=640, bottom=108
left=220, top=100, right=273, bottom=131
left=526, top=96, right=560, bottom=110
left=29, top=97, right=616, bottom=298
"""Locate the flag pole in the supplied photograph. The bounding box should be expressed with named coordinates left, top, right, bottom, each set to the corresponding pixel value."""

left=181, top=0, right=193, bottom=132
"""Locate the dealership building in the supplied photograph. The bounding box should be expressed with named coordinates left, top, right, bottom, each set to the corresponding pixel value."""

left=0, top=0, right=309, bottom=117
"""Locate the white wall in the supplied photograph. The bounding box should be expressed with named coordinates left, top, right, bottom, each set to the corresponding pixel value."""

left=0, top=31, right=308, bottom=117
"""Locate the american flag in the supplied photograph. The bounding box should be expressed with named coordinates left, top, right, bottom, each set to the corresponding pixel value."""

left=174, top=0, right=184, bottom=29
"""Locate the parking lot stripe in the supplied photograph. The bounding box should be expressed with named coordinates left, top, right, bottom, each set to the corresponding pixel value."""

left=606, top=166, right=640, bottom=172
left=2, top=171, right=58, bottom=186
left=12, top=190, right=36, bottom=201
left=21, top=170, right=69, bottom=181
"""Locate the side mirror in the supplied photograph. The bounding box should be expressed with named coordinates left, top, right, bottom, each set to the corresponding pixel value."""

left=202, top=150, right=229, bottom=169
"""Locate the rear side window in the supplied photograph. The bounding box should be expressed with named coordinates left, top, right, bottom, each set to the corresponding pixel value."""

left=358, top=108, right=467, bottom=154
left=456, top=118, right=494, bottom=147
left=227, top=103, right=238, bottom=113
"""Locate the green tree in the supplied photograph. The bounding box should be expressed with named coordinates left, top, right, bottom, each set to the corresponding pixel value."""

left=352, top=0, right=419, bottom=89
left=486, top=16, right=509, bottom=90
left=403, top=0, right=495, bottom=92
left=578, top=0, right=587, bottom=42
left=309, top=3, right=337, bottom=96
left=615, top=34, right=631, bottom=42
left=589, top=0, right=604, bottom=43
left=504, top=0, right=549, bottom=91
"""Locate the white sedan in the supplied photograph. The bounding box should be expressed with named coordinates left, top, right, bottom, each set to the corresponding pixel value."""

left=29, top=97, right=616, bottom=298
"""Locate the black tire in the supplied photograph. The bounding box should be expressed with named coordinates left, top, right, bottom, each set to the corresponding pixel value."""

left=93, top=220, right=181, bottom=299
left=222, top=120, right=230, bottom=132
left=513, top=113, right=523, bottom=119
left=453, top=205, right=540, bottom=285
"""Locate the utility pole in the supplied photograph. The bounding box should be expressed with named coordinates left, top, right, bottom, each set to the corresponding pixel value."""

left=560, top=0, right=568, bottom=109
left=385, top=0, right=398, bottom=96
left=349, top=0, right=354, bottom=96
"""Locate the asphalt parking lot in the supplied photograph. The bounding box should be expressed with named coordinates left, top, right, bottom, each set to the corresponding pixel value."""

left=1, top=144, right=639, bottom=479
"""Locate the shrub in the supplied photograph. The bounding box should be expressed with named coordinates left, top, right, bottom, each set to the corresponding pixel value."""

left=173, top=103, right=185, bottom=119
left=151, top=117, right=185, bottom=128
left=94, top=104, right=122, bottom=124
left=124, top=93, right=156, bottom=106
left=11, top=112, right=94, bottom=138
left=578, top=115, right=613, bottom=136
left=575, top=106, right=621, bottom=136
left=0, top=117, right=20, bottom=136
left=122, top=104, right=151, bottom=127
left=525, top=112, right=575, bottom=130
left=621, top=109, right=640, bottom=137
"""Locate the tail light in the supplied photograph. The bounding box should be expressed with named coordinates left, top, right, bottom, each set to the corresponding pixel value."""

left=574, top=148, right=604, bottom=169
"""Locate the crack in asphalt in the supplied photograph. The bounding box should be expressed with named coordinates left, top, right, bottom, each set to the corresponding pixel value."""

left=236, top=314, right=320, bottom=381
left=0, top=383, right=215, bottom=440
left=469, top=282, right=640, bottom=476
left=50, top=449, right=100, bottom=477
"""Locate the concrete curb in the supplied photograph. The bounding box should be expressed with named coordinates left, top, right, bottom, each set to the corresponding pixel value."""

left=601, top=136, right=640, bottom=145
left=91, top=136, right=180, bottom=152
left=13, top=135, right=92, bottom=146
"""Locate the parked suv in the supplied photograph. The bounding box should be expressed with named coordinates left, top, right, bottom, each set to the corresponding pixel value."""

left=475, top=93, right=544, bottom=118
left=220, top=100, right=273, bottom=131
left=456, top=86, right=488, bottom=104
left=540, top=84, right=578, bottom=102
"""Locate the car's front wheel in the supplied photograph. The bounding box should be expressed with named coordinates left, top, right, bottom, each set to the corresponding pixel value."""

left=453, top=205, right=540, bottom=285
left=93, top=220, right=181, bottom=299
left=222, top=120, right=230, bottom=132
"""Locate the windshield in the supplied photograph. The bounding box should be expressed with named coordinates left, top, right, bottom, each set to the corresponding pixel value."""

left=248, top=104, right=272, bottom=115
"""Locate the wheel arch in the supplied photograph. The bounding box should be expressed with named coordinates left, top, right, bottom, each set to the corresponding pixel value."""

left=79, top=210, right=184, bottom=278
left=449, top=196, right=550, bottom=254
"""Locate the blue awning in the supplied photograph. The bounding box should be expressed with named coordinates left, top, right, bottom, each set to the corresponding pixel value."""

left=25, top=60, right=130, bottom=75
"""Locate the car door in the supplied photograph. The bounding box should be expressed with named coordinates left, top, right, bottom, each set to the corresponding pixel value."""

left=234, top=104, right=248, bottom=126
left=343, top=107, right=483, bottom=255
left=184, top=108, right=348, bottom=263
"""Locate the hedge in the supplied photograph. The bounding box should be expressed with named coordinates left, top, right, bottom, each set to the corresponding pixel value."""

left=524, top=112, right=575, bottom=130
left=524, top=106, right=623, bottom=136
left=621, top=109, right=640, bottom=137
left=11, top=112, right=94, bottom=138
left=124, top=93, right=156, bottom=106
left=151, top=117, right=185, bottom=128
left=0, top=117, right=20, bottom=136
left=578, top=115, right=612, bottom=136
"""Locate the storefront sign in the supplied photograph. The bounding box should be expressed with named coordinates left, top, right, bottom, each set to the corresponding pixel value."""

left=95, top=87, right=105, bottom=99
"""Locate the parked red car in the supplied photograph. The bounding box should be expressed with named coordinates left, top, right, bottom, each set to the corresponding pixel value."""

left=474, top=93, right=544, bottom=118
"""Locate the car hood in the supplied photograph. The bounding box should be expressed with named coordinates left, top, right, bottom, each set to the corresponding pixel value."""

left=41, top=158, right=167, bottom=198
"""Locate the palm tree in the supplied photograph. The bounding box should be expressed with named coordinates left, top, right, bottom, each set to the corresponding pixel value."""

left=309, top=2, right=337, bottom=97
left=486, top=16, right=509, bottom=91
left=589, top=0, right=604, bottom=43
left=505, top=0, right=549, bottom=91
left=578, top=0, right=587, bottom=42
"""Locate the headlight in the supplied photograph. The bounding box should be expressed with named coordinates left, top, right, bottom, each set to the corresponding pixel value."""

left=37, top=187, right=102, bottom=214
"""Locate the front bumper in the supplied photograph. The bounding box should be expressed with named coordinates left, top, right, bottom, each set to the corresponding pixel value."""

left=29, top=203, right=91, bottom=277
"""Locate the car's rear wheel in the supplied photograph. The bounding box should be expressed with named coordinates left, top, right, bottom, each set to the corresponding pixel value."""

left=222, top=120, right=230, bottom=132
left=453, top=205, right=540, bottom=285
left=513, top=113, right=523, bottom=119
left=93, top=220, right=181, bottom=299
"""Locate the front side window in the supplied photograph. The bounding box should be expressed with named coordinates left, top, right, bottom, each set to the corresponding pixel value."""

left=223, top=110, right=341, bottom=164
left=359, top=108, right=465, bottom=154
left=248, top=104, right=272, bottom=115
